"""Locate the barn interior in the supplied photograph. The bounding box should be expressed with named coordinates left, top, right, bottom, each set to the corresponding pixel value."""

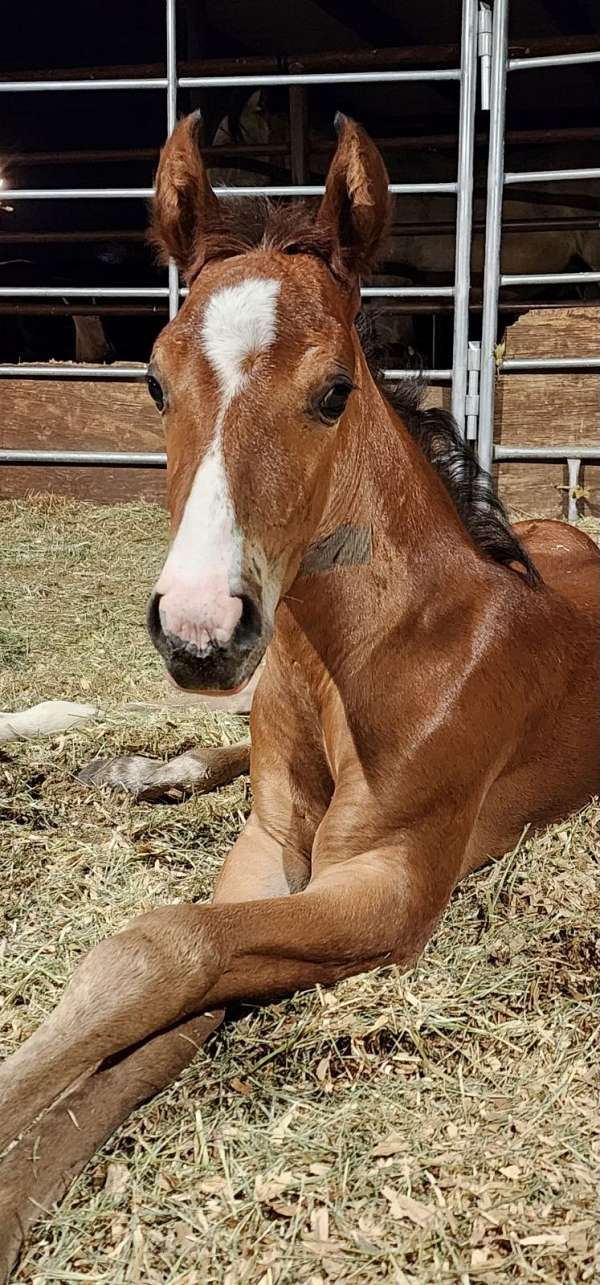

left=0, top=0, right=598, bottom=363
left=0, top=1, right=598, bottom=513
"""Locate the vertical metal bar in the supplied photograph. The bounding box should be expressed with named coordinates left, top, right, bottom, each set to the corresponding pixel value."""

left=450, top=0, right=478, bottom=435
left=289, top=86, right=309, bottom=184
left=567, top=457, right=581, bottom=523
left=477, top=0, right=509, bottom=473
left=166, top=0, right=179, bottom=320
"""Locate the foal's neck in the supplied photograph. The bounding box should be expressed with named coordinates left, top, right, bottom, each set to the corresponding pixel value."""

left=317, top=347, right=474, bottom=576
left=280, top=349, right=485, bottom=682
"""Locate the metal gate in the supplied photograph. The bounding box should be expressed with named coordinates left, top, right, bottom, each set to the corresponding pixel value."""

left=0, top=0, right=598, bottom=499
left=477, top=0, right=600, bottom=517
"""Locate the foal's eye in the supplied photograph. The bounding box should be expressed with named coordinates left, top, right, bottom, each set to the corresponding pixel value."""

left=147, top=374, right=165, bottom=412
left=318, top=379, right=354, bottom=424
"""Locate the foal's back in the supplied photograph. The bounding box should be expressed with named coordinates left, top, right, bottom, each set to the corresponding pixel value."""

left=516, top=518, right=599, bottom=616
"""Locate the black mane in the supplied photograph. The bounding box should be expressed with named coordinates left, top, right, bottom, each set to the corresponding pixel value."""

left=356, top=312, right=541, bottom=587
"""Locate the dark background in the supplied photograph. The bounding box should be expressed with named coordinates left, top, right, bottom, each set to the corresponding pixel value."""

left=0, top=0, right=598, bottom=363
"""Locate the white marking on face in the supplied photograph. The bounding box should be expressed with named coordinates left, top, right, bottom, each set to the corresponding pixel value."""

left=156, top=277, right=280, bottom=646
left=200, top=277, right=281, bottom=403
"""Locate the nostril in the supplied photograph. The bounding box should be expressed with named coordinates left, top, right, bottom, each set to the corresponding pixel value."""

left=236, top=594, right=262, bottom=650
left=147, top=591, right=163, bottom=641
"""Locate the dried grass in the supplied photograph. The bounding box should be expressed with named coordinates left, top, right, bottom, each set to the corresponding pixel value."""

left=0, top=497, right=597, bottom=1284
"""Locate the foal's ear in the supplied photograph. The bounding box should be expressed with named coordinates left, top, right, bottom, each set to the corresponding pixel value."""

left=317, top=114, right=391, bottom=282
left=150, top=112, right=222, bottom=278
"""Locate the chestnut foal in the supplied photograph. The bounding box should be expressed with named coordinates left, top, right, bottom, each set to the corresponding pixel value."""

left=0, top=115, right=597, bottom=1275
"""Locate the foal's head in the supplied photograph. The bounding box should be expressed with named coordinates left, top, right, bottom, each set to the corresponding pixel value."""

left=147, top=112, right=390, bottom=692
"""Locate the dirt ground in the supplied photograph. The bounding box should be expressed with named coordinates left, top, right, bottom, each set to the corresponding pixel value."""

left=0, top=497, right=597, bottom=1284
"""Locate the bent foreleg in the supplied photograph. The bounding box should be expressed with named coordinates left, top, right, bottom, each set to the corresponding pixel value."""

left=78, top=741, right=250, bottom=800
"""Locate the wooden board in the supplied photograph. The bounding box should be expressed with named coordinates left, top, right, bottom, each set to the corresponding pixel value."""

left=494, top=307, right=599, bottom=519
left=0, top=364, right=165, bottom=503
left=0, top=364, right=450, bottom=505
left=1, top=313, right=598, bottom=521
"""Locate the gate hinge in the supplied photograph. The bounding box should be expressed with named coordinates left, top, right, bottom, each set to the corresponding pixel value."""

left=478, top=3, right=492, bottom=111
left=466, top=341, right=481, bottom=442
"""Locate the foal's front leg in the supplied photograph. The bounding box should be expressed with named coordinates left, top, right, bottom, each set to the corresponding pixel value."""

left=0, top=814, right=301, bottom=1155
left=78, top=741, right=250, bottom=800
left=0, top=815, right=305, bottom=1279
left=0, top=825, right=458, bottom=1154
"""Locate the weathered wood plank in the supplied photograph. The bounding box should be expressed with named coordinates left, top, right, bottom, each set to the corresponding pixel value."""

left=0, top=364, right=165, bottom=503
left=1, top=311, right=598, bottom=522
left=495, top=307, right=599, bottom=518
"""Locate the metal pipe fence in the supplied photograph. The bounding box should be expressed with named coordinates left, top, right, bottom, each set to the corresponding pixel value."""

left=478, top=0, right=600, bottom=476
left=5, top=181, right=460, bottom=200
left=0, top=0, right=479, bottom=467
left=1, top=0, right=599, bottom=492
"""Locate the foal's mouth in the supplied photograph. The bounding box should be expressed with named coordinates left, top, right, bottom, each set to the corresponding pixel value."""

left=146, top=591, right=267, bottom=694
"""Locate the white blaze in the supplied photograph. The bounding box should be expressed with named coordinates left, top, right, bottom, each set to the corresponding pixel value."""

left=156, top=277, right=280, bottom=647
left=201, top=276, right=280, bottom=402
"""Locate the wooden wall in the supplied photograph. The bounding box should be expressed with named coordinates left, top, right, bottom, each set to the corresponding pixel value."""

left=0, top=364, right=165, bottom=504
left=494, top=306, right=599, bottom=519
left=1, top=308, right=598, bottom=517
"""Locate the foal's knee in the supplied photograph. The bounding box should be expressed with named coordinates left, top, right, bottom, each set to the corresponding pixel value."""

left=59, top=904, right=223, bottom=1053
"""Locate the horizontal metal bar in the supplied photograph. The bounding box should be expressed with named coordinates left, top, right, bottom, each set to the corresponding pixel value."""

left=0, top=285, right=455, bottom=301
left=179, top=69, right=461, bottom=88
left=494, top=445, right=600, bottom=461
left=361, top=286, right=455, bottom=298
left=500, top=357, right=600, bottom=372
left=504, top=167, right=600, bottom=184
left=6, top=447, right=598, bottom=471
left=0, top=68, right=461, bottom=94
left=218, top=182, right=457, bottom=197
left=0, top=363, right=147, bottom=380
left=500, top=270, right=600, bottom=286
left=6, top=188, right=155, bottom=201
left=0, top=449, right=166, bottom=467
left=0, top=287, right=169, bottom=298
left=508, top=50, right=600, bottom=71
left=382, top=368, right=453, bottom=380
left=5, top=181, right=458, bottom=201
left=0, top=77, right=168, bottom=92
left=0, top=363, right=453, bottom=383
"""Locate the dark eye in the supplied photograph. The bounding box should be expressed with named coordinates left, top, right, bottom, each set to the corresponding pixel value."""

left=318, top=379, right=353, bottom=424
left=147, top=373, right=165, bottom=412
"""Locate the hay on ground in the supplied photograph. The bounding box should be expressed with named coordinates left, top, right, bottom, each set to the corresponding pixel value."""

left=0, top=497, right=597, bottom=1285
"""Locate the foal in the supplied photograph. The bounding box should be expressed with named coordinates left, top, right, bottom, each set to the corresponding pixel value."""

left=0, top=114, right=597, bottom=1276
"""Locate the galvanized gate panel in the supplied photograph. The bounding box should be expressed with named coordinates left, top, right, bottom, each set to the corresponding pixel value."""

left=477, top=0, right=600, bottom=489
left=0, top=0, right=479, bottom=468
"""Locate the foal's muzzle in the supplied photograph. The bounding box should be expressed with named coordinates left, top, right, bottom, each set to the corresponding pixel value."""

left=147, top=591, right=264, bottom=692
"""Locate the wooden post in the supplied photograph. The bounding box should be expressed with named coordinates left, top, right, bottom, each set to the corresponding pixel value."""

left=288, top=86, right=309, bottom=185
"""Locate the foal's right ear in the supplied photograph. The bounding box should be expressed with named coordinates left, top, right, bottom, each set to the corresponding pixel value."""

left=150, top=112, right=222, bottom=279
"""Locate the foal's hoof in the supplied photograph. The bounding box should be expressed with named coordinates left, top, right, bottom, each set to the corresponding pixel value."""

left=77, top=755, right=168, bottom=801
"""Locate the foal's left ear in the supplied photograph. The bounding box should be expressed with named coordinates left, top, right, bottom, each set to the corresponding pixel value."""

left=317, top=114, right=391, bottom=284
